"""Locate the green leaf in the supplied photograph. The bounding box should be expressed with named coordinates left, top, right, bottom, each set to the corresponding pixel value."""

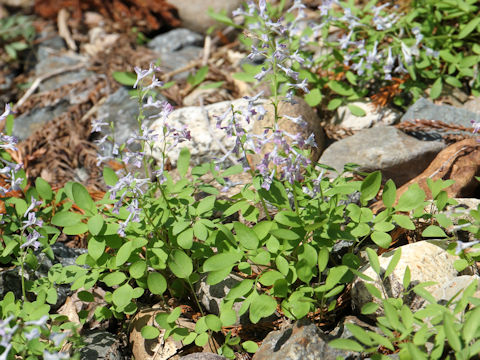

left=242, top=340, right=259, bottom=353
left=141, top=325, right=160, bottom=339
left=35, top=177, right=52, bottom=201
left=458, top=17, right=480, bottom=38
left=177, top=147, right=191, bottom=178
left=103, top=272, right=127, bottom=287
left=328, top=80, right=353, bottom=96
left=274, top=211, right=303, bottom=227
left=347, top=104, right=366, bottom=117
left=116, top=241, right=133, bottom=267
left=205, top=314, right=222, bottom=331
left=204, top=252, right=242, bottom=272
left=361, top=302, right=379, bottom=315
left=445, top=76, right=463, bottom=88
left=329, top=338, right=364, bottom=352
left=421, top=225, right=447, bottom=238
left=130, top=260, right=147, bottom=279
left=371, top=231, right=392, bottom=249
left=403, top=266, right=411, bottom=289
left=364, top=283, right=382, bottom=299
left=366, top=248, right=380, bottom=276
left=360, top=171, right=381, bottom=205
left=225, top=279, right=254, bottom=301
left=103, top=167, right=118, bottom=187
left=72, top=183, right=95, bottom=213
left=395, top=184, right=425, bottom=212
left=199, top=81, right=224, bottom=89
left=463, top=307, right=480, bottom=344
left=112, top=283, right=133, bottom=308
left=382, top=179, right=396, bottom=208
left=207, top=8, right=236, bottom=27
left=318, top=248, right=329, bottom=273
left=259, top=270, right=284, bottom=286
left=113, top=71, right=136, bottom=86
left=88, top=237, right=105, bottom=261
left=78, top=291, right=94, bottom=302
left=304, top=88, right=322, bottom=107
left=147, top=272, right=167, bottom=294
left=63, top=222, right=89, bottom=235
left=168, top=250, right=193, bottom=278
left=430, top=77, right=443, bottom=99
left=88, top=214, right=104, bottom=236
left=195, top=332, right=209, bottom=347
left=384, top=248, right=401, bottom=278
left=324, top=265, right=349, bottom=291
left=249, top=294, right=277, bottom=323
left=392, top=214, right=415, bottom=230
left=327, top=98, right=342, bottom=110
left=177, top=228, right=194, bottom=249
left=443, top=313, right=461, bottom=351
left=51, top=211, right=84, bottom=227
left=234, top=222, right=259, bottom=250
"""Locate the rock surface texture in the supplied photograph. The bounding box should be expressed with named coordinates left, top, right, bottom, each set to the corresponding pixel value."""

left=351, top=241, right=468, bottom=318
left=319, top=126, right=445, bottom=185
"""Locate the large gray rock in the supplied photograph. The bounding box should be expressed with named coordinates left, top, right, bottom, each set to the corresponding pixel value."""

left=252, top=319, right=360, bottom=360
left=319, top=126, right=445, bottom=185
left=351, top=241, right=465, bottom=318
left=148, top=28, right=204, bottom=54
left=401, top=98, right=480, bottom=140
left=170, top=0, right=244, bottom=34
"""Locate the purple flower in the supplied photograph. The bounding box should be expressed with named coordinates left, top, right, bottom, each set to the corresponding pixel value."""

left=0, top=103, right=12, bottom=122
left=20, top=230, right=43, bottom=250
left=91, top=116, right=109, bottom=133
left=133, top=64, right=158, bottom=89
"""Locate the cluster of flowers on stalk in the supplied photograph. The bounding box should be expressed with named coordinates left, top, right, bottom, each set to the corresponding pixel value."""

left=0, top=314, right=69, bottom=360
left=218, top=0, right=317, bottom=191
left=316, top=0, right=439, bottom=80
left=0, top=104, right=44, bottom=250
left=91, top=65, right=190, bottom=237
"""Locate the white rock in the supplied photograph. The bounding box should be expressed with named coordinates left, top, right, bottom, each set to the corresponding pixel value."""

left=351, top=241, right=463, bottom=318
left=149, top=99, right=258, bottom=167
left=334, top=101, right=401, bottom=130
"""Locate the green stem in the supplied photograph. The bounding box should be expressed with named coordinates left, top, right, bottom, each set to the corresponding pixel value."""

left=20, top=250, right=27, bottom=302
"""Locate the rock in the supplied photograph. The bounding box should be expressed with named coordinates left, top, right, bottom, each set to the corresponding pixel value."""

left=157, top=46, right=203, bottom=79
left=129, top=307, right=218, bottom=360
left=148, top=28, right=204, bottom=54
left=250, top=96, right=325, bottom=166
left=150, top=98, right=254, bottom=167
left=34, top=53, right=92, bottom=92
left=79, top=330, right=125, bottom=360
left=400, top=98, right=480, bottom=140
left=179, top=354, right=228, bottom=360
left=168, top=0, right=244, bottom=34
left=351, top=241, right=464, bottom=318
left=13, top=102, right=70, bottom=141
left=319, top=126, right=445, bottom=186
left=150, top=97, right=324, bottom=170
left=252, top=319, right=360, bottom=360
left=333, top=101, right=401, bottom=131
left=93, top=87, right=165, bottom=155
left=430, top=275, right=480, bottom=307
left=0, top=243, right=87, bottom=311
left=195, top=274, right=247, bottom=325
left=463, top=97, right=480, bottom=114
left=183, top=85, right=231, bottom=107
